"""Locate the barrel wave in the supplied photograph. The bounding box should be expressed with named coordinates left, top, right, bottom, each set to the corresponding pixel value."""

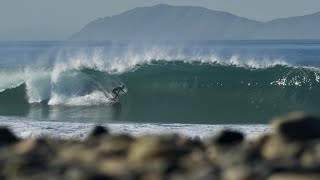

left=0, top=60, right=320, bottom=124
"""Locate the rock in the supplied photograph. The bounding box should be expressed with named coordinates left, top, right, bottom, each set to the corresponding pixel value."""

left=262, top=113, right=320, bottom=169
left=58, top=144, right=97, bottom=164
left=0, top=127, right=19, bottom=146
left=171, top=167, right=217, bottom=180
left=222, top=166, right=267, bottom=180
left=137, top=160, right=183, bottom=178
left=3, top=152, right=49, bottom=178
left=85, top=126, right=110, bottom=146
left=207, top=142, right=261, bottom=169
left=97, top=157, right=131, bottom=177
left=267, top=172, right=320, bottom=180
left=249, top=134, right=270, bottom=150
left=300, top=141, right=320, bottom=169
left=177, top=136, right=204, bottom=152
left=87, top=126, right=109, bottom=138
left=4, top=138, right=56, bottom=178
left=272, top=113, right=320, bottom=141
left=205, top=130, right=247, bottom=167
left=180, top=149, right=211, bottom=172
left=14, top=138, right=54, bottom=155
left=206, top=129, right=244, bottom=146
left=261, top=136, right=302, bottom=166
left=63, top=167, right=89, bottom=180
left=1, top=113, right=320, bottom=180
left=97, top=134, right=134, bottom=157
left=128, top=135, right=190, bottom=165
left=64, top=167, right=114, bottom=180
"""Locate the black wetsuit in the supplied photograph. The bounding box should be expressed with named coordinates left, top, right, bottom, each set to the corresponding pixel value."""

left=112, top=86, right=125, bottom=99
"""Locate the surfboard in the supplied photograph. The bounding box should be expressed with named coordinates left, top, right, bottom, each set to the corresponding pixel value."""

left=111, top=97, right=118, bottom=102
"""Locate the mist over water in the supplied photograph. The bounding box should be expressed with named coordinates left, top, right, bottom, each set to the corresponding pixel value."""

left=0, top=41, right=320, bottom=124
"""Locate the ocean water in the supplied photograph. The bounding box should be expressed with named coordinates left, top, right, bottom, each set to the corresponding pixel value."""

left=0, top=40, right=319, bottom=137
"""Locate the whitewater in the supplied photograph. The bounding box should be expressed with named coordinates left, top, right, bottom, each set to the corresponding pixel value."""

left=0, top=41, right=319, bottom=137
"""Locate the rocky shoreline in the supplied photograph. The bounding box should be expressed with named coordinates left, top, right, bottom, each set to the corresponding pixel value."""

left=1, top=113, right=320, bottom=180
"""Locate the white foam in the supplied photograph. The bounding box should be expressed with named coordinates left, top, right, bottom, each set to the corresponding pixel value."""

left=48, top=91, right=113, bottom=106
left=24, top=67, right=52, bottom=103
left=270, top=66, right=320, bottom=88
left=0, top=116, right=270, bottom=140
left=0, top=68, right=25, bottom=91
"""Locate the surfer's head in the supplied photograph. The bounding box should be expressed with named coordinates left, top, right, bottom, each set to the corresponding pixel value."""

left=121, top=85, right=125, bottom=89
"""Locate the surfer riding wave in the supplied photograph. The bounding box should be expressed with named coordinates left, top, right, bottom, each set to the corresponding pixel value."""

left=112, top=85, right=125, bottom=100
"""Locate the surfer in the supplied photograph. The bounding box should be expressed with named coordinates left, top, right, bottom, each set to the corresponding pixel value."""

left=112, top=85, right=125, bottom=100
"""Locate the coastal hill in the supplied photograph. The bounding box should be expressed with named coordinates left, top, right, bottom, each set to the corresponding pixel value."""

left=70, top=4, right=320, bottom=41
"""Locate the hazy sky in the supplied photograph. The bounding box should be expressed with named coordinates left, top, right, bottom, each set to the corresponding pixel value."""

left=1, top=0, right=320, bottom=40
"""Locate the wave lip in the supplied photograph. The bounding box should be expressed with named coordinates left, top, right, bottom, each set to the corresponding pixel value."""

left=54, top=48, right=292, bottom=74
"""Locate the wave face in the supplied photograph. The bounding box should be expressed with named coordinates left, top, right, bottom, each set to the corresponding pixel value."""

left=1, top=41, right=320, bottom=123
left=1, top=61, right=320, bottom=123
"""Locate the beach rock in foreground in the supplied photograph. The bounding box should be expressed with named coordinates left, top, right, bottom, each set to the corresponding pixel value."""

left=206, top=129, right=244, bottom=145
left=272, top=112, right=320, bottom=141
left=0, top=127, right=19, bottom=146
left=0, top=113, right=320, bottom=179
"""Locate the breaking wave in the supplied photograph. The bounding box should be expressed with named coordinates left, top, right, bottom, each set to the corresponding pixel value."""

left=1, top=48, right=320, bottom=122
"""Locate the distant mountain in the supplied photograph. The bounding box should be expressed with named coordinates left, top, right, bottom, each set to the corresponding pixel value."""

left=70, top=4, right=320, bottom=41
left=252, top=11, right=320, bottom=39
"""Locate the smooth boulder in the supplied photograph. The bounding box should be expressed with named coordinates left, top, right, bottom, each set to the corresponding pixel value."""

left=272, top=113, right=320, bottom=141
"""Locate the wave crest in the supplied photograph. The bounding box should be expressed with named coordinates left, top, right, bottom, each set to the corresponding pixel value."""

left=0, top=45, right=319, bottom=107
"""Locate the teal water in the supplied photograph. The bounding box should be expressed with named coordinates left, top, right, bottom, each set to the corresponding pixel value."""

left=0, top=41, right=320, bottom=124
